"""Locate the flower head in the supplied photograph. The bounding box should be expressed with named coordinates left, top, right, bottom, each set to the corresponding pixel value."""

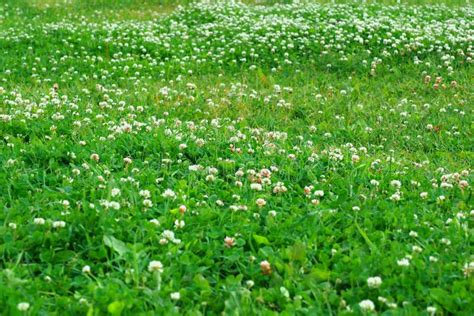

left=359, top=299, right=375, bottom=312
left=224, top=236, right=235, bottom=248
left=148, top=260, right=164, bottom=273
left=17, top=302, right=30, bottom=312
left=367, top=276, right=382, bottom=288
left=260, top=260, right=272, bottom=275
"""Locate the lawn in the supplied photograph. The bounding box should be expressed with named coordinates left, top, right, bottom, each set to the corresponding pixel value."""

left=0, top=0, right=473, bottom=314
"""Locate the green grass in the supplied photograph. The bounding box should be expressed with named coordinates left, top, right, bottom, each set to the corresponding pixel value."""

left=0, top=0, right=473, bottom=315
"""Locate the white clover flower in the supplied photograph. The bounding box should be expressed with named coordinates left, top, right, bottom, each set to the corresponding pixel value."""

left=250, top=183, right=263, bottom=191
left=390, top=180, right=401, bottom=188
left=111, top=188, right=121, bottom=197
left=280, top=286, right=290, bottom=299
left=143, top=199, right=153, bottom=208
left=174, top=220, right=185, bottom=229
left=148, top=260, right=163, bottom=273
left=170, top=292, right=181, bottom=300
left=390, top=192, right=401, bottom=201
left=189, top=164, right=203, bottom=172
left=463, top=262, right=474, bottom=277
left=440, top=182, right=453, bottom=189
left=139, top=190, right=151, bottom=198
left=6, top=159, right=16, bottom=166
left=370, top=179, right=379, bottom=186
left=235, top=170, right=244, bottom=177
left=34, top=218, right=45, bottom=225
left=397, top=258, right=410, bottom=267
left=459, top=180, right=469, bottom=189
left=367, top=276, right=382, bottom=288
left=208, top=167, right=218, bottom=175
left=162, top=189, right=176, bottom=199
left=359, top=299, right=375, bottom=312
left=314, top=190, right=324, bottom=197
left=82, top=265, right=91, bottom=274
left=52, top=221, right=66, bottom=228
left=17, top=302, right=30, bottom=312
left=224, top=237, right=235, bottom=248
left=108, top=201, right=120, bottom=210
left=172, top=238, right=181, bottom=245
left=256, top=198, right=266, bottom=207
left=387, top=302, right=397, bottom=309
left=195, top=138, right=205, bottom=147
left=440, top=238, right=451, bottom=246
left=149, top=219, right=160, bottom=226
left=162, top=230, right=176, bottom=241
left=427, top=306, right=437, bottom=315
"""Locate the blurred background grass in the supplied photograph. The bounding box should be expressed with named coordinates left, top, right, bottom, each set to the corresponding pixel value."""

left=3, top=0, right=471, bottom=13
left=1, top=0, right=470, bottom=26
left=12, top=0, right=472, bottom=6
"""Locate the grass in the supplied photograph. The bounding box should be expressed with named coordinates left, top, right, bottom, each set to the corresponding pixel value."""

left=0, top=0, right=473, bottom=315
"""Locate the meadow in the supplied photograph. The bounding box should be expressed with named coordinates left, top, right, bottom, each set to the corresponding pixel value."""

left=0, top=0, right=473, bottom=314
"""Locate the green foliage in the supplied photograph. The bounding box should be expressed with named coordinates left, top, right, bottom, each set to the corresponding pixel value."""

left=0, top=0, right=473, bottom=315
